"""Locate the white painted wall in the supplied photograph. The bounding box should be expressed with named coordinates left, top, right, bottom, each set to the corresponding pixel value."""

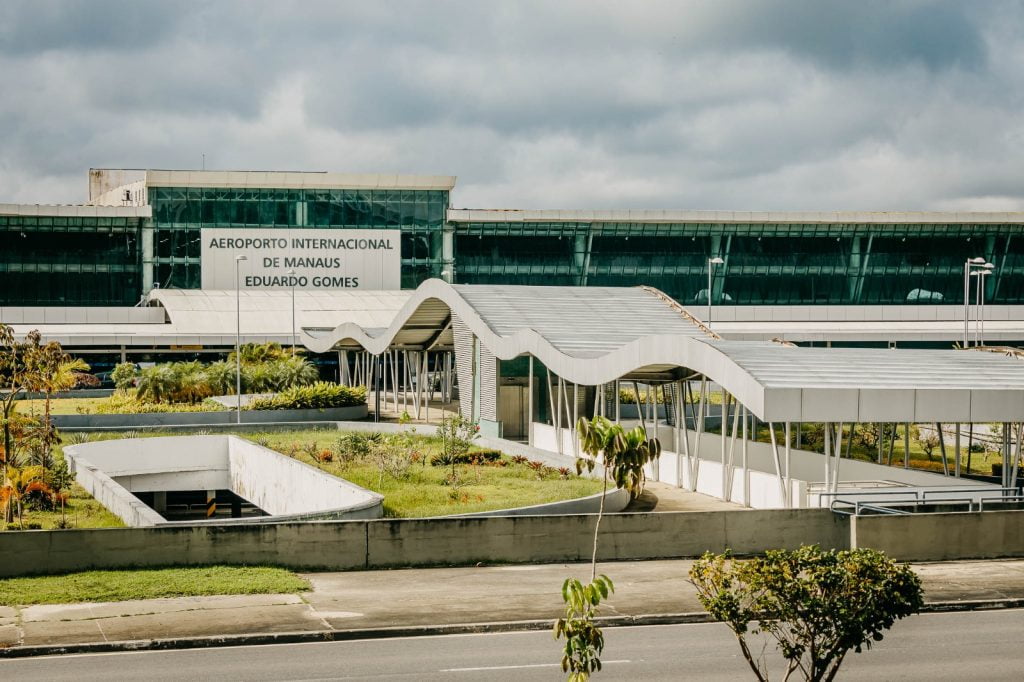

left=227, top=437, right=382, bottom=517
left=530, top=421, right=997, bottom=509
left=65, top=435, right=383, bottom=527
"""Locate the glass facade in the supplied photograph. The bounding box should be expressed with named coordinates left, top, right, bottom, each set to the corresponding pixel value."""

left=148, top=187, right=448, bottom=290
left=450, top=220, right=1024, bottom=305
left=0, top=215, right=142, bottom=305
left=5, top=175, right=1024, bottom=310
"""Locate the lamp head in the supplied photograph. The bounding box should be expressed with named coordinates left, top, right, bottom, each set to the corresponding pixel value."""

left=709, top=257, right=725, bottom=265
left=235, top=254, right=248, bottom=262
left=970, top=256, right=986, bottom=264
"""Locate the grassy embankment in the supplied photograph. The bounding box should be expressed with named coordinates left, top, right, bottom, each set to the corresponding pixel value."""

left=254, top=429, right=603, bottom=518
left=0, top=566, right=309, bottom=606
left=4, top=425, right=602, bottom=528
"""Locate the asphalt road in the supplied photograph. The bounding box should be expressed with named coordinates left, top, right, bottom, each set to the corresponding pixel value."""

left=2, top=609, right=1021, bottom=681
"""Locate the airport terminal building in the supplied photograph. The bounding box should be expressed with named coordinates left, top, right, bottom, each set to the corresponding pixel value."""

left=3, top=167, right=1024, bottom=307
left=5, top=167, right=1024, bottom=367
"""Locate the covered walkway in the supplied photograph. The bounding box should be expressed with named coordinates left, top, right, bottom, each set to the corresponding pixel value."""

left=301, top=279, right=1024, bottom=509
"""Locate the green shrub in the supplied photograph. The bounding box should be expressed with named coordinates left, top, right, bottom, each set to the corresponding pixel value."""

left=336, top=431, right=382, bottom=460
left=430, top=449, right=502, bottom=466
left=111, top=362, right=138, bottom=390
left=247, top=382, right=366, bottom=411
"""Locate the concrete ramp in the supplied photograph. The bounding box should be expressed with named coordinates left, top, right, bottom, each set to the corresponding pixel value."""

left=65, top=435, right=383, bottom=527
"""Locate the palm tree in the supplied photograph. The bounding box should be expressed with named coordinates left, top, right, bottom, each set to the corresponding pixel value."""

left=136, top=365, right=174, bottom=403
left=204, top=360, right=236, bottom=396
left=0, top=466, right=52, bottom=529
left=27, top=344, right=89, bottom=467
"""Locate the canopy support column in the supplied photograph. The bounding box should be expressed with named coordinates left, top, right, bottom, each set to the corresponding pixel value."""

left=955, top=425, right=961, bottom=478
left=690, top=376, right=707, bottom=492
left=742, top=406, right=749, bottom=507
left=768, top=422, right=787, bottom=506
left=527, top=356, right=534, bottom=446
left=937, top=423, right=950, bottom=476
left=784, top=422, right=792, bottom=507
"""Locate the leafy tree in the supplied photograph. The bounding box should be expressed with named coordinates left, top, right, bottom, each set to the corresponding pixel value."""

left=25, top=343, right=89, bottom=468
left=912, top=426, right=940, bottom=461
left=689, top=545, right=923, bottom=682
left=554, top=416, right=660, bottom=681
left=0, top=325, right=42, bottom=478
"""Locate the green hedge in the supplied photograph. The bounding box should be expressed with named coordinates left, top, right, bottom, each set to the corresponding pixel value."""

left=247, top=382, right=367, bottom=411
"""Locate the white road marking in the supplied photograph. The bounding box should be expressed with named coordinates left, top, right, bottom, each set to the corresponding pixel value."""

left=440, top=659, right=631, bottom=672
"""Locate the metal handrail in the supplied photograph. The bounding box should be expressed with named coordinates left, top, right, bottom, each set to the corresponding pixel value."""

left=920, top=486, right=1016, bottom=501
left=855, top=503, right=912, bottom=515
left=818, top=488, right=922, bottom=501
left=979, top=495, right=1024, bottom=511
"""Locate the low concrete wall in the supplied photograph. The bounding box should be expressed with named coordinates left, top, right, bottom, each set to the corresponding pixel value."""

left=452, top=488, right=630, bottom=518
left=0, top=523, right=370, bottom=577
left=851, top=509, right=1024, bottom=561
left=0, top=508, right=850, bottom=578
left=16, top=389, right=114, bottom=400
left=52, top=405, right=367, bottom=429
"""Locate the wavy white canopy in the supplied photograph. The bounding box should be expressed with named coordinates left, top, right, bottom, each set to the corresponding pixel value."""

left=301, top=280, right=1024, bottom=424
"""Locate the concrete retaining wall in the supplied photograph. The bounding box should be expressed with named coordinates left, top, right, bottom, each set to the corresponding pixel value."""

left=64, top=435, right=383, bottom=527
left=52, top=405, right=367, bottom=429
left=851, top=509, right=1024, bottom=561
left=227, top=438, right=382, bottom=520
left=0, top=508, right=849, bottom=578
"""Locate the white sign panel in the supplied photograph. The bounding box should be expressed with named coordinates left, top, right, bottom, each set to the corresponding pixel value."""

left=201, top=228, right=401, bottom=290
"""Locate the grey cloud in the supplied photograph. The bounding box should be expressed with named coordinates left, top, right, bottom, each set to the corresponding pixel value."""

left=0, top=0, right=1021, bottom=213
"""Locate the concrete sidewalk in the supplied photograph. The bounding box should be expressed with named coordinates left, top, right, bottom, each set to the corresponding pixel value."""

left=3, top=558, right=1024, bottom=656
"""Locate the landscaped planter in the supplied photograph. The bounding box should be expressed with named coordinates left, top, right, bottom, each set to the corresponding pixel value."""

left=52, top=404, right=368, bottom=429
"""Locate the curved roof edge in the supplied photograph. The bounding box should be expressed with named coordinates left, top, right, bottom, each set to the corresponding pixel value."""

left=300, top=279, right=768, bottom=416
left=299, top=280, right=1024, bottom=424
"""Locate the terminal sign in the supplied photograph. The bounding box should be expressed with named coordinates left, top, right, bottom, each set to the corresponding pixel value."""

left=200, top=228, right=400, bottom=290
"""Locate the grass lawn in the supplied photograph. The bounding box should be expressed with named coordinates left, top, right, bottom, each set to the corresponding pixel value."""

left=14, top=397, right=109, bottom=415
left=253, top=430, right=604, bottom=517
left=0, top=566, right=309, bottom=606
left=0, top=427, right=602, bottom=530
left=10, top=481, right=125, bottom=531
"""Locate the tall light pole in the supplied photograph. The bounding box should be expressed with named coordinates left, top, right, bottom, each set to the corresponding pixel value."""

left=285, top=268, right=297, bottom=354
left=707, top=256, right=725, bottom=329
left=972, top=264, right=994, bottom=346
left=234, top=254, right=247, bottom=423
left=963, top=257, right=986, bottom=347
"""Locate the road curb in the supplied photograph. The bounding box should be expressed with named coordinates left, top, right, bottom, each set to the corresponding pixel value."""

left=1, top=599, right=1021, bottom=659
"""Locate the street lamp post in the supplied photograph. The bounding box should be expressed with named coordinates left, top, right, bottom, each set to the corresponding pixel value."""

left=972, top=265, right=994, bottom=346
left=234, top=255, right=247, bottom=423
left=285, top=269, right=297, bottom=354
left=963, top=257, right=986, bottom=347
left=707, top=257, right=725, bottom=329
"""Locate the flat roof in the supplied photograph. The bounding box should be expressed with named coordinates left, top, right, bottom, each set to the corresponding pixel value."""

left=0, top=203, right=151, bottom=218
left=448, top=208, right=1024, bottom=224
left=93, top=169, right=456, bottom=191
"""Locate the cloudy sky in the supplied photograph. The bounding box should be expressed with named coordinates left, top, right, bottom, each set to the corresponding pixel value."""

left=2, top=0, right=1023, bottom=210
